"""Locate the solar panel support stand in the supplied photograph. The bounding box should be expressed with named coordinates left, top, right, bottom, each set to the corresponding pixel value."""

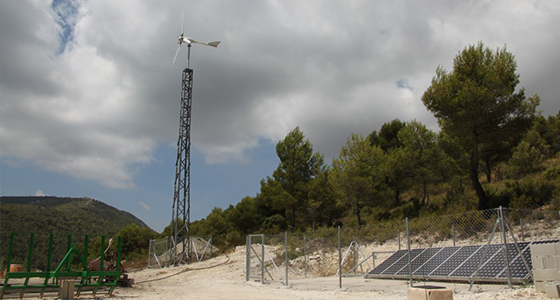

left=469, top=217, right=501, bottom=290
left=501, top=213, right=533, bottom=284
left=498, top=207, right=513, bottom=288
left=406, top=218, right=413, bottom=287
left=469, top=207, right=532, bottom=290
left=338, top=241, right=373, bottom=276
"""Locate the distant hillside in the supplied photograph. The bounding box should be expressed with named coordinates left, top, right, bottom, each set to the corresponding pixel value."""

left=1, top=196, right=154, bottom=270
left=0, top=196, right=149, bottom=237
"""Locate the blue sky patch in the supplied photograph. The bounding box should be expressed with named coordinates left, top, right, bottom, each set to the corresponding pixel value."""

left=51, top=0, right=80, bottom=54
left=396, top=78, right=413, bottom=91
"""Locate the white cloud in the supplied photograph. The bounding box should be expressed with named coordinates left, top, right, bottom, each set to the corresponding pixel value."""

left=34, top=190, right=47, bottom=197
left=1, top=0, right=559, bottom=189
left=139, top=201, right=151, bottom=211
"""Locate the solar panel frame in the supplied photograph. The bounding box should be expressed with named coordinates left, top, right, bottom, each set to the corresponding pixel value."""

left=418, top=246, right=461, bottom=277
left=395, top=248, right=434, bottom=276
left=410, top=247, right=443, bottom=277
left=428, top=245, right=482, bottom=277
left=404, top=247, right=444, bottom=276
left=368, top=250, right=407, bottom=275
left=455, top=244, right=502, bottom=279
left=365, top=240, right=558, bottom=284
left=382, top=248, right=425, bottom=277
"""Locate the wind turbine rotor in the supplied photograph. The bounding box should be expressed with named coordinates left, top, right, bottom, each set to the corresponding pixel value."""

left=172, top=11, right=220, bottom=64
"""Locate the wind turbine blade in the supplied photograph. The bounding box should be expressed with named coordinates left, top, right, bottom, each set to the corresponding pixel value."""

left=189, top=39, right=221, bottom=48
left=173, top=44, right=181, bottom=64
left=207, top=41, right=221, bottom=48
left=181, top=11, right=185, bottom=34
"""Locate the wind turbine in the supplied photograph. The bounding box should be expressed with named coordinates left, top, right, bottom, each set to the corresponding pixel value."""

left=170, top=11, right=220, bottom=267
left=172, top=12, right=220, bottom=67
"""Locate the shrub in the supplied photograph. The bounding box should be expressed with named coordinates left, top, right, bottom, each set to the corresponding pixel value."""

left=544, top=166, right=560, bottom=180
left=506, top=178, right=555, bottom=207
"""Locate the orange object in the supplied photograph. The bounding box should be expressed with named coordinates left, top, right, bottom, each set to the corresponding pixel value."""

left=2, top=264, right=23, bottom=278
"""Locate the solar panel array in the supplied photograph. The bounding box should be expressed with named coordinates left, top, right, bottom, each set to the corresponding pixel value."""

left=365, top=240, right=558, bottom=284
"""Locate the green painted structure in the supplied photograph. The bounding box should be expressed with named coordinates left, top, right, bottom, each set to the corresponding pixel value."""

left=1, top=232, right=122, bottom=299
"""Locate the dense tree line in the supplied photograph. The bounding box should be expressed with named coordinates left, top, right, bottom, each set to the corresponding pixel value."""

left=187, top=43, right=560, bottom=251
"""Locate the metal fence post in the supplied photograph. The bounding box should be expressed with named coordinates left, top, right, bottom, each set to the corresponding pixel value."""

left=352, top=235, right=357, bottom=274
left=397, top=230, right=401, bottom=250
left=406, top=217, right=413, bottom=287
left=148, top=239, right=153, bottom=268
left=210, top=234, right=213, bottom=259
left=245, top=235, right=250, bottom=282
left=452, top=224, right=456, bottom=247
left=166, top=237, right=170, bottom=267
left=171, top=235, right=177, bottom=267
left=338, top=226, right=342, bottom=289
left=304, top=235, right=307, bottom=278
left=520, top=218, right=525, bottom=242
left=285, top=231, right=288, bottom=286
left=261, top=234, right=265, bottom=284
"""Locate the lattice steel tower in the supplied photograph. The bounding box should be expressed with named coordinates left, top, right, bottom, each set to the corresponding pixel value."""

left=169, top=19, right=220, bottom=265
left=171, top=67, right=193, bottom=265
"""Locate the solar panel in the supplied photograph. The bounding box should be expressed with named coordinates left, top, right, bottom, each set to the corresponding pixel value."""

left=431, top=245, right=482, bottom=277
left=368, top=250, right=407, bottom=275
left=365, top=239, right=558, bottom=284
left=395, top=248, right=433, bottom=276
left=472, top=244, right=505, bottom=279
left=452, top=244, right=501, bottom=278
left=409, top=247, right=443, bottom=277
left=382, top=248, right=424, bottom=276
left=415, top=246, right=460, bottom=277
left=497, top=242, right=531, bottom=279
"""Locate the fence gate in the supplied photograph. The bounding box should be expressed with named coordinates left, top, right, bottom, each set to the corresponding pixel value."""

left=148, top=238, right=170, bottom=268
left=245, top=234, right=285, bottom=285
left=246, top=234, right=264, bottom=283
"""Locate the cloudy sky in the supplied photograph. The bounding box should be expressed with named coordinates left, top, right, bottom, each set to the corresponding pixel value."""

left=1, top=0, right=559, bottom=232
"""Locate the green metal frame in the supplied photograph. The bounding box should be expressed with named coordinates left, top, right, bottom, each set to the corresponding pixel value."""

left=1, top=232, right=122, bottom=299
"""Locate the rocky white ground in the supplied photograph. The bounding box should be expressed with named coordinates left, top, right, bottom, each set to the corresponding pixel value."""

left=112, top=245, right=550, bottom=300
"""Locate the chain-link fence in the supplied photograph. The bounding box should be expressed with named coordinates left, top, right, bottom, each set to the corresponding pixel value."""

left=246, top=234, right=286, bottom=284
left=147, top=235, right=215, bottom=268
left=245, top=207, right=560, bottom=290
left=245, top=228, right=341, bottom=286
left=148, top=237, right=170, bottom=269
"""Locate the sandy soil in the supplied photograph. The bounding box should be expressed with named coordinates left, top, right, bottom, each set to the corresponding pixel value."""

left=112, top=246, right=550, bottom=300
